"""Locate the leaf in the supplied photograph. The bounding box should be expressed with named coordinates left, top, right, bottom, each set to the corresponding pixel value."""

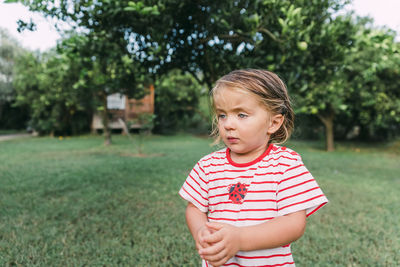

left=278, top=18, right=286, bottom=28
left=292, top=7, right=302, bottom=17
left=124, top=7, right=137, bottom=12
left=299, top=84, right=308, bottom=92
left=151, top=9, right=160, bottom=16
left=141, top=6, right=154, bottom=14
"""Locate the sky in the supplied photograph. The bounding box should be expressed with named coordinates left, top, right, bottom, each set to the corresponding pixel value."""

left=0, top=0, right=399, bottom=51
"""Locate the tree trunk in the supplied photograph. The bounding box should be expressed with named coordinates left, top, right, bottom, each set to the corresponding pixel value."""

left=0, top=102, right=4, bottom=123
left=318, top=113, right=335, bottom=152
left=101, top=93, right=111, bottom=145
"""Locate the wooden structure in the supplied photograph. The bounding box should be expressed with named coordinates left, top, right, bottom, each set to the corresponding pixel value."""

left=91, top=85, right=155, bottom=131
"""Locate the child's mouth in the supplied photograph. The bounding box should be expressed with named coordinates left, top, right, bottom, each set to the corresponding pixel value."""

left=227, top=137, right=239, bottom=143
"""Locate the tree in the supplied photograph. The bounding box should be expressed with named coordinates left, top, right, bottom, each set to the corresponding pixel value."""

left=8, top=0, right=399, bottom=150
left=13, top=49, right=93, bottom=135
left=7, top=0, right=153, bottom=144
left=285, top=14, right=358, bottom=151
left=57, top=32, right=151, bottom=144
left=129, top=0, right=354, bottom=150
left=340, top=20, right=400, bottom=141
left=0, top=28, right=28, bottom=129
left=127, top=0, right=349, bottom=90
left=154, top=69, right=203, bottom=133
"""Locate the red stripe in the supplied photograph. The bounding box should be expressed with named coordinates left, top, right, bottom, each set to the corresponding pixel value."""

left=250, top=190, right=275, bottom=193
left=209, top=184, right=276, bottom=191
left=209, top=192, right=230, bottom=199
left=209, top=189, right=274, bottom=199
left=223, top=261, right=294, bottom=267
left=189, top=174, right=208, bottom=194
left=271, top=149, right=299, bottom=156
left=277, top=187, right=320, bottom=203
left=181, top=188, right=207, bottom=208
left=185, top=181, right=208, bottom=201
left=206, top=168, right=257, bottom=175
left=259, top=163, right=290, bottom=168
left=202, top=156, right=225, bottom=162
left=245, top=199, right=277, bottom=203
left=252, top=181, right=278, bottom=185
left=204, top=161, right=289, bottom=170
left=255, top=171, right=284, bottom=176
left=279, top=179, right=314, bottom=193
left=307, top=202, right=327, bottom=217
left=209, top=176, right=253, bottom=183
left=209, top=184, right=230, bottom=191
left=203, top=162, right=228, bottom=168
left=209, top=198, right=276, bottom=206
left=279, top=194, right=325, bottom=211
left=278, top=171, right=309, bottom=184
left=285, top=164, right=304, bottom=172
left=209, top=208, right=277, bottom=214
left=192, top=168, right=208, bottom=185
left=209, top=201, right=236, bottom=206
left=197, top=163, right=206, bottom=175
left=236, top=252, right=292, bottom=259
left=263, top=155, right=298, bottom=163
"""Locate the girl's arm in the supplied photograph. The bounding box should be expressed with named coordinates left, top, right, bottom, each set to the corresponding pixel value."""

left=185, top=202, right=212, bottom=252
left=199, top=210, right=306, bottom=266
left=240, top=209, right=306, bottom=250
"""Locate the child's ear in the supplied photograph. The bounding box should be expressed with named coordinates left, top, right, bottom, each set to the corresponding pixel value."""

left=267, top=114, right=284, bottom=135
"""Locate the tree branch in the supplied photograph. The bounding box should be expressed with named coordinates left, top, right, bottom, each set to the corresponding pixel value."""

left=187, top=69, right=204, bottom=85
left=257, top=27, right=282, bottom=43
left=198, top=33, right=254, bottom=44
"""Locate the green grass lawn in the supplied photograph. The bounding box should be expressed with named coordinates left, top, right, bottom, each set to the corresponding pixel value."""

left=0, top=135, right=399, bottom=266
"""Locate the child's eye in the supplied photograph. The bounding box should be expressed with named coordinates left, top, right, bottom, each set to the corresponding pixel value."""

left=218, top=114, right=226, bottom=119
left=238, top=113, right=248, bottom=118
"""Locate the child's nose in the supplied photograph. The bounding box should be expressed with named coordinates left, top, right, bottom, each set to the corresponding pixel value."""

left=223, top=116, right=236, bottom=130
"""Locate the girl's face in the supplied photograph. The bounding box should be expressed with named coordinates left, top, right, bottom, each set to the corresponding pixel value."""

left=214, top=86, right=283, bottom=164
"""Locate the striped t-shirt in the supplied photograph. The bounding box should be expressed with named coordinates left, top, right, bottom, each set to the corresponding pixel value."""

left=179, top=144, right=328, bottom=267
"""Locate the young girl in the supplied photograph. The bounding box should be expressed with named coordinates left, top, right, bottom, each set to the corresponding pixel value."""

left=179, top=69, right=328, bottom=267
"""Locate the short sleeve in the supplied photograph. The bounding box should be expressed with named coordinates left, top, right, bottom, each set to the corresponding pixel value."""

left=179, top=160, right=209, bottom=213
left=277, top=154, right=328, bottom=217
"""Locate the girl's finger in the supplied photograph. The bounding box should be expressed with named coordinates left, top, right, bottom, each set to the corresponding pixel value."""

left=199, top=240, right=225, bottom=256
left=203, top=249, right=227, bottom=264
left=209, top=256, right=230, bottom=267
left=206, top=222, right=224, bottom=231
left=202, top=230, right=223, bottom=244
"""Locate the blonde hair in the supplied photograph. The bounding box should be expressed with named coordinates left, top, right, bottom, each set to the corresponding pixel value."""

left=210, top=69, right=294, bottom=144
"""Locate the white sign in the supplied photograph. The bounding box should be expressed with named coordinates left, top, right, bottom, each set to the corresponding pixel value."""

left=107, top=93, right=126, bottom=110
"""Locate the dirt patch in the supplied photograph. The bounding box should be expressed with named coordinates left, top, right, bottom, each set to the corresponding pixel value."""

left=0, top=134, right=32, bottom=142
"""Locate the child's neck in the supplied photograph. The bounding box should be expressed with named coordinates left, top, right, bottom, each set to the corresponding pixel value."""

left=230, top=144, right=271, bottom=164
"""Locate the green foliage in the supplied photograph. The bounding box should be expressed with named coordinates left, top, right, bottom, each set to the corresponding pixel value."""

left=154, top=69, right=206, bottom=134
left=132, top=113, right=156, bottom=133
left=7, top=0, right=400, bottom=145
left=340, top=24, right=400, bottom=140
left=0, top=28, right=28, bottom=129
left=13, top=51, right=92, bottom=135
left=0, top=135, right=399, bottom=265
left=127, top=113, right=156, bottom=154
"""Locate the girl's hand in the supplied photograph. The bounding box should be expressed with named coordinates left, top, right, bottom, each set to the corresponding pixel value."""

left=196, top=224, right=214, bottom=251
left=198, top=222, right=241, bottom=267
